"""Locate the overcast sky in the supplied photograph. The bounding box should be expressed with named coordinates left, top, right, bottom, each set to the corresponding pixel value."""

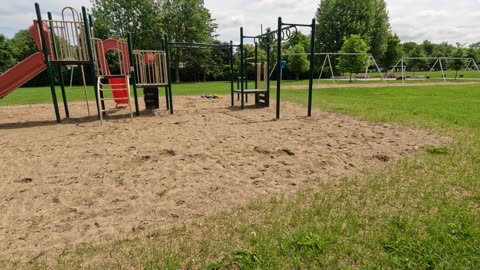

left=1, top=0, right=480, bottom=46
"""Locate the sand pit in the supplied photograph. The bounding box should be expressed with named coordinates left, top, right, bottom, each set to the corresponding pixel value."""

left=0, top=96, right=448, bottom=260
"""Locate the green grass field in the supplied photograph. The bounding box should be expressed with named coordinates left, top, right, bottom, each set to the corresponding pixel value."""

left=2, top=70, right=479, bottom=107
left=282, top=69, right=480, bottom=86
left=1, top=82, right=480, bottom=269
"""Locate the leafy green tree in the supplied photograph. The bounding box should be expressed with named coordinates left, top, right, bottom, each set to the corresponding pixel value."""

left=91, top=0, right=162, bottom=49
left=468, top=41, right=480, bottom=51
left=421, top=40, right=438, bottom=67
left=337, top=35, right=370, bottom=82
left=316, top=0, right=390, bottom=60
left=205, top=41, right=233, bottom=81
left=0, top=35, right=15, bottom=73
left=407, top=46, right=427, bottom=75
left=160, top=0, right=217, bottom=82
left=422, top=40, right=434, bottom=56
left=467, top=42, right=480, bottom=62
left=8, top=30, right=38, bottom=60
left=382, top=33, right=402, bottom=69
left=434, top=42, right=455, bottom=58
left=402, top=42, right=419, bottom=56
left=287, top=44, right=309, bottom=80
left=369, top=0, right=390, bottom=59
left=431, top=48, right=446, bottom=58
left=283, top=32, right=310, bottom=53
left=448, top=49, right=466, bottom=79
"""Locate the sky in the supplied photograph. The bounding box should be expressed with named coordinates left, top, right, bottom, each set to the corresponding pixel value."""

left=1, top=0, right=480, bottom=46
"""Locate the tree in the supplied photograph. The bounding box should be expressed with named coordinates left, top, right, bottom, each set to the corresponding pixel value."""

left=204, top=41, right=233, bottom=81
left=448, top=48, right=466, bottom=79
left=160, top=0, right=217, bottom=82
left=467, top=41, right=480, bottom=62
left=433, top=42, right=455, bottom=58
left=316, top=0, right=390, bottom=60
left=382, top=33, right=402, bottom=69
left=287, top=44, right=309, bottom=80
left=337, top=35, right=370, bottom=82
left=91, top=0, right=162, bottom=49
left=422, top=40, right=434, bottom=56
left=283, top=32, right=310, bottom=53
left=402, top=41, right=419, bottom=56
left=369, top=0, right=390, bottom=59
left=8, top=30, right=38, bottom=60
left=421, top=40, right=438, bottom=67
left=0, top=35, right=16, bottom=73
left=407, top=46, right=427, bottom=75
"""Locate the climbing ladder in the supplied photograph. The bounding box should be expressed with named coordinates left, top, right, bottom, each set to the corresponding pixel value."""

left=255, top=62, right=269, bottom=106
left=96, top=76, right=133, bottom=123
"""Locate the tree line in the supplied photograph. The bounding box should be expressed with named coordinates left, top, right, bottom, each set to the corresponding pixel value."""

left=1, top=0, right=480, bottom=85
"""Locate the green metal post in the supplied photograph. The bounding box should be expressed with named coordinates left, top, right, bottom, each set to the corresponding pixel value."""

left=244, top=48, right=248, bottom=90
left=276, top=17, right=282, bottom=119
left=230, top=40, right=234, bottom=106
left=240, top=27, right=244, bottom=109
left=47, top=12, right=69, bottom=118
left=35, top=3, right=61, bottom=123
left=88, top=14, right=93, bottom=30
left=57, top=67, right=69, bottom=117
left=165, top=85, right=170, bottom=110
left=266, top=30, right=271, bottom=107
left=254, top=42, right=258, bottom=89
left=308, top=19, right=316, bottom=117
left=161, top=37, right=169, bottom=110
left=127, top=33, right=140, bottom=116
left=164, top=33, right=174, bottom=114
left=88, top=12, right=103, bottom=111
left=82, top=6, right=101, bottom=119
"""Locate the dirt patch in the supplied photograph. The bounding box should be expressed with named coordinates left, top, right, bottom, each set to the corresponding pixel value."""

left=0, top=96, right=449, bottom=260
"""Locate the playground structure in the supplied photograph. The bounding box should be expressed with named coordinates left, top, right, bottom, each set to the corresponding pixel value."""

left=387, top=56, right=480, bottom=83
left=162, top=38, right=236, bottom=109
left=237, top=18, right=316, bottom=119
left=0, top=3, right=171, bottom=123
left=1, top=13, right=317, bottom=122
left=0, top=3, right=96, bottom=123
left=234, top=44, right=271, bottom=106
left=94, top=38, right=134, bottom=123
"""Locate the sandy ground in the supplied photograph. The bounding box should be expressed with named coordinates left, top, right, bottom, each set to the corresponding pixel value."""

left=0, top=95, right=449, bottom=260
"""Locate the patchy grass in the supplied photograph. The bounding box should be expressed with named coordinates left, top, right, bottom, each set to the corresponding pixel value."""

left=1, top=83, right=479, bottom=269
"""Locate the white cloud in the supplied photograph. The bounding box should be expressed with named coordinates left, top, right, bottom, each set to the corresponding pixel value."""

left=205, top=0, right=317, bottom=43
left=0, top=0, right=91, bottom=38
left=1, top=0, right=480, bottom=46
left=386, top=0, right=480, bottom=44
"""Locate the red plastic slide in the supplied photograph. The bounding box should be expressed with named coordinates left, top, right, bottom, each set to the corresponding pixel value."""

left=0, top=52, right=46, bottom=99
left=109, top=77, right=130, bottom=104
